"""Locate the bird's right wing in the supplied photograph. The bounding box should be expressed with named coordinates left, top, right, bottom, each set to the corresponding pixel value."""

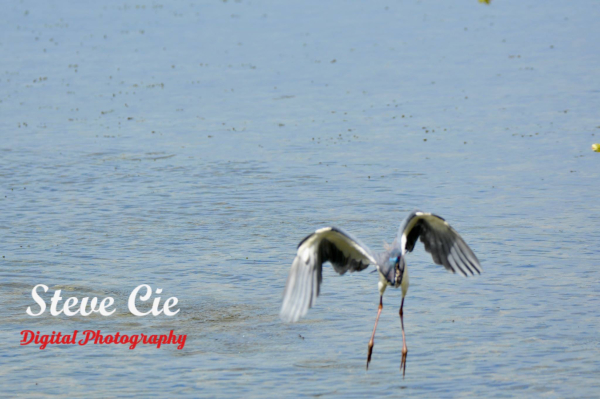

left=398, top=210, right=482, bottom=276
left=280, top=227, right=377, bottom=323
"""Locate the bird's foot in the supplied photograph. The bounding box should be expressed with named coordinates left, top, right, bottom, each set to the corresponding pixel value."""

left=366, top=340, right=374, bottom=370
left=400, top=346, right=408, bottom=377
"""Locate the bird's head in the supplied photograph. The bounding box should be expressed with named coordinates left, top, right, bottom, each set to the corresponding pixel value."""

left=387, top=252, right=404, bottom=287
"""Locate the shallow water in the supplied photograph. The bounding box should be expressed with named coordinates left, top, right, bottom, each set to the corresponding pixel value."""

left=1, top=0, right=600, bottom=397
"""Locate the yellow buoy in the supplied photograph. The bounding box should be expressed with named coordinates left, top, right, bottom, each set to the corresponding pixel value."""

left=592, top=143, right=600, bottom=152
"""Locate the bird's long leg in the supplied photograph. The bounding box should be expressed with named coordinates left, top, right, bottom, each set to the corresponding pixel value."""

left=399, top=297, right=408, bottom=377
left=366, top=296, right=383, bottom=370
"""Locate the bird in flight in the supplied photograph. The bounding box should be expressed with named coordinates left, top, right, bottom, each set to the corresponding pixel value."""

left=280, top=210, right=482, bottom=375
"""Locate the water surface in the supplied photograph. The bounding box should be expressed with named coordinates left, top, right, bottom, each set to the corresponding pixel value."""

left=1, top=0, right=600, bottom=397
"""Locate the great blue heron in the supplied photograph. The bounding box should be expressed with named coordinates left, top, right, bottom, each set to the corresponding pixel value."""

left=280, top=210, right=482, bottom=375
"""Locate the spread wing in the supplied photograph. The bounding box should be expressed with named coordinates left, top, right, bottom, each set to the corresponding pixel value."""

left=280, top=227, right=377, bottom=322
left=398, top=210, right=482, bottom=276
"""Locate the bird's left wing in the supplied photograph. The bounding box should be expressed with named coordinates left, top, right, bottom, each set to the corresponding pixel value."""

left=280, top=227, right=377, bottom=322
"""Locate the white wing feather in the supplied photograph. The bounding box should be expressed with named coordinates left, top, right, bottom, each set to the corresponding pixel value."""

left=280, top=227, right=377, bottom=322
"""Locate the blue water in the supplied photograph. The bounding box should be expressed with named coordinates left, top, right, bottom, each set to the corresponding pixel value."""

left=1, top=0, right=600, bottom=397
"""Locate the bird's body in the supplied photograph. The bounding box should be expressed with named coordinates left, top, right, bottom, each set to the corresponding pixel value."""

left=378, top=259, right=409, bottom=298
left=280, top=209, right=481, bottom=374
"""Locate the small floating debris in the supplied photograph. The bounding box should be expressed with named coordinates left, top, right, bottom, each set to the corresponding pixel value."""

left=592, top=143, right=600, bottom=152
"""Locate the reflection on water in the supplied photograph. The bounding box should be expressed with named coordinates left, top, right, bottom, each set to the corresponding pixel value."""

left=1, top=0, right=600, bottom=397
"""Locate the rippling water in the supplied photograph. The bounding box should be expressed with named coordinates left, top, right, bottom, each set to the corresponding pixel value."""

left=2, top=0, right=600, bottom=397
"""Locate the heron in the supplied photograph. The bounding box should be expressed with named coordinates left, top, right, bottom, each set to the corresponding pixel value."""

left=280, top=210, right=481, bottom=375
